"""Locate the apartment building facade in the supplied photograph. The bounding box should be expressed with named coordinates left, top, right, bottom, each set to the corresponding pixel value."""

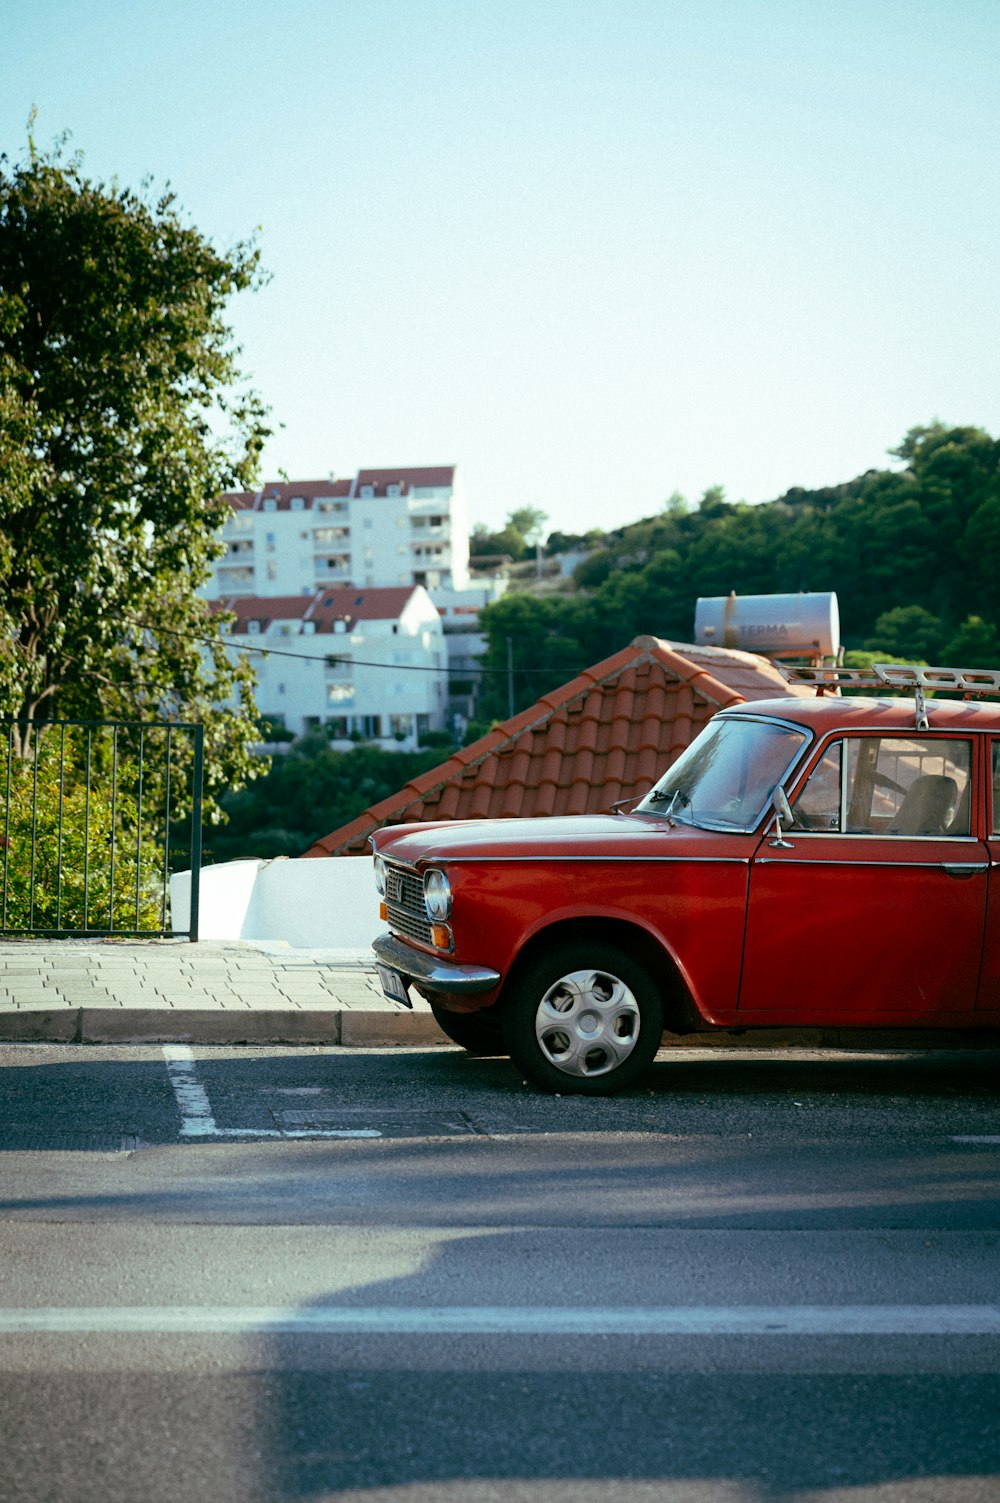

left=215, top=586, right=447, bottom=747
left=205, top=467, right=471, bottom=602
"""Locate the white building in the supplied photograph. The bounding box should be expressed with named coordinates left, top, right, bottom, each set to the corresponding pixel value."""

left=205, top=466, right=471, bottom=601
left=205, top=465, right=504, bottom=733
left=432, top=581, right=508, bottom=725
left=215, top=586, right=447, bottom=748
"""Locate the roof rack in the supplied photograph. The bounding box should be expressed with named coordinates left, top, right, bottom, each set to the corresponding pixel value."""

left=779, top=665, right=882, bottom=690
left=872, top=664, right=1000, bottom=695
left=780, top=662, right=1000, bottom=694
left=779, top=661, right=1000, bottom=732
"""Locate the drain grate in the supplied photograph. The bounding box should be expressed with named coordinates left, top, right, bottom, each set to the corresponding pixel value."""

left=274, top=1109, right=482, bottom=1138
left=0, top=1127, right=143, bottom=1153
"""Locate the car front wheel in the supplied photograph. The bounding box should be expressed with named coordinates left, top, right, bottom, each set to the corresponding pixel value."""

left=429, top=999, right=507, bottom=1055
left=502, top=942, right=664, bottom=1095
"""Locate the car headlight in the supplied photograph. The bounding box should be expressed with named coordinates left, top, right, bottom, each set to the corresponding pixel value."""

left=423, top=867, right=452, bottom=920
left=373, top=855, right=388, bottom=897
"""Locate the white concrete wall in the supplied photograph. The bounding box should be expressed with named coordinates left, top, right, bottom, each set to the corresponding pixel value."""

left=171, top=856, right=383, bottom=951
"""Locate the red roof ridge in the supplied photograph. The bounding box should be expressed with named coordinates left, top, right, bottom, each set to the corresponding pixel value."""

left=633, top=637, right=744, bottom=708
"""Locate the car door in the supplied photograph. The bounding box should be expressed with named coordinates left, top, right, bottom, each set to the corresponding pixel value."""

left=737, top=732, right=988, bottom=1024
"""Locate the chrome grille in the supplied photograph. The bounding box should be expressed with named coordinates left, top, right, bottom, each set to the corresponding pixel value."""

left=385, top=865, right=431, bottom=945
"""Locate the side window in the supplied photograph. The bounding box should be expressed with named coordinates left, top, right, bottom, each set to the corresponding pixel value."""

left=791, top=742, right=842, bottom=830
left=859, top=738, right=970, bottom=835
left=792, top=737, right=971, bottom=835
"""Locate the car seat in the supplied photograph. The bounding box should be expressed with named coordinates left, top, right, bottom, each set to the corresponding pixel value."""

left=888, top=774, right=959, bottom=835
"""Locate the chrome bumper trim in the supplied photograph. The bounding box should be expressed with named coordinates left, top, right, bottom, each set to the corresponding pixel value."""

left=372, top=933, right=501, bottom=996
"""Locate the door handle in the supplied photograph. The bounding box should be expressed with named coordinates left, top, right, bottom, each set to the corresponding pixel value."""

left=943, top=863, right=988, bottom=878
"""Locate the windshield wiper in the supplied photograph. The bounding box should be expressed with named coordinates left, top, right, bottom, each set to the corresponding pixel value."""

left=645, top=788, right=690, bottom=824
left=649, top=788, right=687, bottom=810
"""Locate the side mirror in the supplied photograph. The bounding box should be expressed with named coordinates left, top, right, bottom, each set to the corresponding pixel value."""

left=769, top=787, right=794, bottom=849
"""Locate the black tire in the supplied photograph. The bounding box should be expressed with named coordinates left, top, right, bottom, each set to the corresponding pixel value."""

left=429, top=999, right=507, bottom=1056
left=502, top=941, right=664, bottom=1095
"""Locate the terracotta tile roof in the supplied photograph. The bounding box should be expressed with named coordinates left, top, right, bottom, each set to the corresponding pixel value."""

left=309, top=586, right=418, bottom=628
left=257, top=479, right=352, bottom=510
left=303, top=636, right=814, bottom=857
left=353, top=467, right=455, bottom=496
left=212, top=595, right=319, bottom=632
left=219, top=470, right=453, bottom=510
left=214, top=587, right=421, bottom=633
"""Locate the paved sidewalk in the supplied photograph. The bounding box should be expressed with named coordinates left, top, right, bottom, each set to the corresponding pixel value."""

left=0, top=939, right=447, bottom=1046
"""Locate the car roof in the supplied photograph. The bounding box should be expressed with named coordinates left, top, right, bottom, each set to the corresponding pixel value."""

left=722, top=694, right=1000, bottom=733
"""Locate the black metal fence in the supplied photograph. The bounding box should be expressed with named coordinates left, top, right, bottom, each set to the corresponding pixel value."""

left=0, top=720, right=203, bottom=940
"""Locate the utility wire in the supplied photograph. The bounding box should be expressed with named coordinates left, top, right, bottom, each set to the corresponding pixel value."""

left=127, top=620, right=575, bottom=677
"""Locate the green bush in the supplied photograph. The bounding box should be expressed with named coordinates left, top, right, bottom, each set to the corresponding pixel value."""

left=1, top=733, right=167, bottom=933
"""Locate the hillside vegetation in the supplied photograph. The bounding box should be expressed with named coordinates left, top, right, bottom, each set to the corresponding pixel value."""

left=472, top=424, right=1000, bottom=721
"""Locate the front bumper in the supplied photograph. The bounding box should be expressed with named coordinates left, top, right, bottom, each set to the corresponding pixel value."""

left=372, top=933, right=501, bottom=996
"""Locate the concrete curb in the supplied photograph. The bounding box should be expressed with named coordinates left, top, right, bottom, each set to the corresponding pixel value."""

left=0, top=1008, right=450, bottom=1047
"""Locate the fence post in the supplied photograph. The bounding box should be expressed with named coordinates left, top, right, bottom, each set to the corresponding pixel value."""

left=187, top=724, right=205, bottom=942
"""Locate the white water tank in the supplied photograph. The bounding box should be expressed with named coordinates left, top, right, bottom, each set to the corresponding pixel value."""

left=694, top=591, right=840, bottom=658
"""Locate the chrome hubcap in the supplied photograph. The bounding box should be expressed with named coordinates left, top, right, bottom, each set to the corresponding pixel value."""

left=534, top=968, right=641, bottom=1078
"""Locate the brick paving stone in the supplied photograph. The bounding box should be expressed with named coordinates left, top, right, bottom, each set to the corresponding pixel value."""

left=0, top=938, right=435, bottom=1043
left=11, top=998, right=74, bottom=1011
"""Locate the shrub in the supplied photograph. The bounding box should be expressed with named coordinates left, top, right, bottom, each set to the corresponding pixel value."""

left=1, top=731, right=167, bottom=933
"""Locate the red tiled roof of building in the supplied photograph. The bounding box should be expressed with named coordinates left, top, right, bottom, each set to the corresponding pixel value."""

left=353, top=466, right=455, bottom=497
left=309, top=586, right=419, bottom=628
left=257, top=479, right=352, bottom=510
left=219, top=470, right=453, bottom=510
left=303, top=636, right=814, bottom=858
left=212, top=595, right=315, bottom=632
left=215, top=587, right=423, bottom=634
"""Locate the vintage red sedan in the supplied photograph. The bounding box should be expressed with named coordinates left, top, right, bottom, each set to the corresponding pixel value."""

left=372, top=665, right=1000, bottom=1093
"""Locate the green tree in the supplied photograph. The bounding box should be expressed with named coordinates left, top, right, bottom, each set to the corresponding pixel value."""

left=470, top=521, right=528, bottom=560
left=470, top=508, right=549, bottom=562
left=662, top=490, right=688, bottom=516
left=547, top=527, right=606, bottom=555
left=0, top=127, right=270, bottom=813
left=942, top=615, right=1000, bottom=666
left=864, top=605, right=945, bottom=662
left=206, top=738, right=451, bottom=862
left=508, top=506, right=548, bottom=546
left=474, top=593, right=599, bottom=721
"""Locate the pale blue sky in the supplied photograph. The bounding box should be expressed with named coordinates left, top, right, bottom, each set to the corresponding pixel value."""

left=4, top=0, right=999, bottom=534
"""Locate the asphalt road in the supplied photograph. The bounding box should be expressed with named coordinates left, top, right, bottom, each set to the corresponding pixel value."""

left=1, top=1041, right=999, bottom=1503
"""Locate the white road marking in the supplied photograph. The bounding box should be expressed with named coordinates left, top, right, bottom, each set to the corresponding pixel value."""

left=162, top=1045, right=217, bottom=1136
left=161, top=1045, right=381, bottom=1139
left=950, top=1136, right=1000, bottom=1144
left=1, top=1306, right=999, bottom=1336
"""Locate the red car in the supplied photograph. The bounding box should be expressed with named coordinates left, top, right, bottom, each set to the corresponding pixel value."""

left=372, top=664, right=1000, bottom=1093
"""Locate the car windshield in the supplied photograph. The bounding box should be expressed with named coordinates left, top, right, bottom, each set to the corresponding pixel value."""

left=635, top=715, right=808, bottom=832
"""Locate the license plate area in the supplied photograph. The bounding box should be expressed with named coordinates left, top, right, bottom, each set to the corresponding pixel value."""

left=376, top=962, right=412, bottom=1007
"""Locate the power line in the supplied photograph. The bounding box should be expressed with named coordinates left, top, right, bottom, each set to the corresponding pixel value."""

left=127, top=620, right=577, bottom=677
